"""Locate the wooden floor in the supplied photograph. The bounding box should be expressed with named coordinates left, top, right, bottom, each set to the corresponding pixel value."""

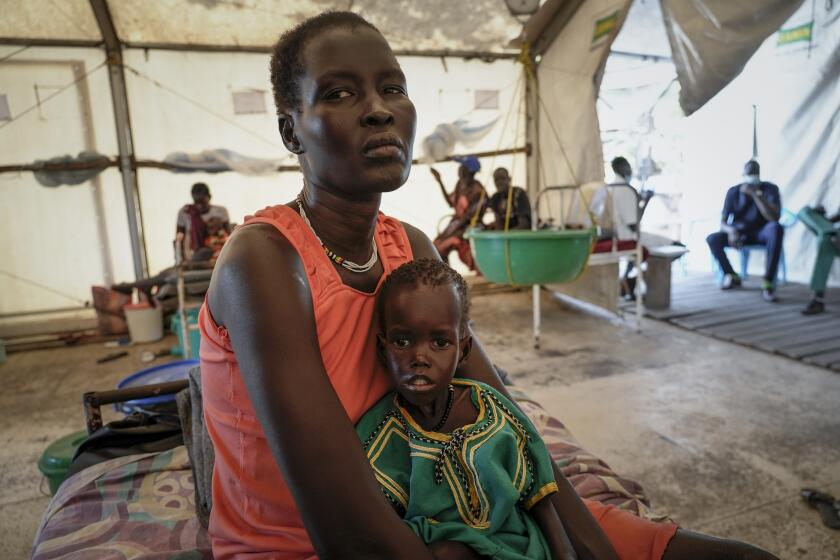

left=643, top=273, right=840, bottom=372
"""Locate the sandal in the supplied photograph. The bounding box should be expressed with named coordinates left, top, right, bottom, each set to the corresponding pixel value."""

left=801, top=488, right=840, bottom=530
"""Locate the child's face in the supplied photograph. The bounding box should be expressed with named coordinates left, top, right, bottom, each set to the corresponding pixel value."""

left=378, top=283, right=469, bottom=407
left=206, top=217, right=222, bottom=234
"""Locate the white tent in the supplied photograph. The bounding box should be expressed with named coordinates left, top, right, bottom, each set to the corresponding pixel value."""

left=1, top=0, right=836, bottom=317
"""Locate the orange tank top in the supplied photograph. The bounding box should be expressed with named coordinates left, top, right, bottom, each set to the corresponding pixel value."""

left=199, top=204, right=413, bottom=559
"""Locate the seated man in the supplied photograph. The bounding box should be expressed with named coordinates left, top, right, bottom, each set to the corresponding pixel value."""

left=112, top=183, right=230, bottom=304
left=176, top=182, right=231, bottom=260
left=487, top=167, right=531, bottom=230
left=604, top=157, right=654, bottom=299
left=586, top=157, right=652, bottom=241
left=706, top=160, right=783, bottom=302
left=798, top=205, right=840, bottom=314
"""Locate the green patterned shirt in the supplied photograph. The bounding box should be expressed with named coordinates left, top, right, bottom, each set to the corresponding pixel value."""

left=356, top=379, right=558, bottom=560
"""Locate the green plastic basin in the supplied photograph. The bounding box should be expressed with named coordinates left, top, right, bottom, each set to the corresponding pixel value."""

left=38, top=430, right=88, bottom=495
left=466, top=228, right=595, bottom=286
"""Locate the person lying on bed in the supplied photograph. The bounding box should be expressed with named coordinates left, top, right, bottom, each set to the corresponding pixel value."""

left=200, top=10, right=780, bottom=560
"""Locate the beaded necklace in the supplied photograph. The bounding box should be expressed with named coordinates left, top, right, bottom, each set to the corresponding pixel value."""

left=296, top=194, right=378, bottom=273
left=397, top=384, right=455, bottom=433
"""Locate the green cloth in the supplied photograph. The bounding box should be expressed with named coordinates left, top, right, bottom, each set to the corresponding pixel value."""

left=798, top=207, right=840, bottom=293
left=356, top=379, right=558, bottom=560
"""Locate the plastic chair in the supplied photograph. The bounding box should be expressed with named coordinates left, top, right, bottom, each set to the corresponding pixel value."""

left=712, top=208, right=797, bottom=285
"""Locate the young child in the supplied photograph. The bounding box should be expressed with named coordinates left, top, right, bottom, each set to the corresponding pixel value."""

left=357, top=259, right=781, bottom=560
left=203, top=216, right=230, bottom=263
left=356, top=258, right=575, bottom=559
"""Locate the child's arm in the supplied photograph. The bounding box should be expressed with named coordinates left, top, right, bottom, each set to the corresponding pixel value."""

left=531, top=497, right=578, bottom=560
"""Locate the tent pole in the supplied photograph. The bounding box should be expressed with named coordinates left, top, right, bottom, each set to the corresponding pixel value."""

left=524, top=48, right=542, bottom=349
left=90, top=0, right=148, bottom=280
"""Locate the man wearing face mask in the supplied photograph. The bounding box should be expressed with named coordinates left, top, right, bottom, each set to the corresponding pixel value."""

left=706, top=160, right=783, bottom=302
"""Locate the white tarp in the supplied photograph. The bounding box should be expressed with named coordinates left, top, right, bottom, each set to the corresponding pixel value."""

left=536, top=0, right=631, bottom=192
left=661, top=0, right=805, bottom=116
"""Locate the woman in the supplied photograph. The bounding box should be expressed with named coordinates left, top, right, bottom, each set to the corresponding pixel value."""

left=431, top=156, right=487, bottom=270
left=201, top=11, right=777, bottom=560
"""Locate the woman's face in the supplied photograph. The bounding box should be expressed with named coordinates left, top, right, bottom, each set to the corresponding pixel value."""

left=291, top=26, right=417, bottom=197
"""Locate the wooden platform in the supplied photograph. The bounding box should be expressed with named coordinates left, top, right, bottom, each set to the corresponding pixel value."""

left=640, top=273, right=840, bottom=372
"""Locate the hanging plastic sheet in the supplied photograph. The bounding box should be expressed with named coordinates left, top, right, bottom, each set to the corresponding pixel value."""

left=660, top=0, right=805, bottom=116
left=32, top=151, right=111, bottom=187
left=420, top=116, right=500, bottom=163
left=162, top=149, right=287, bottom=176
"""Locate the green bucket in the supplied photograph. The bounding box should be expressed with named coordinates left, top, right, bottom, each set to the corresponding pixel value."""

left=171, top=307, right=201, bottom=360
left=38, top=430, right=88, bottom=495
left=466, top=228, right=595, bottom=286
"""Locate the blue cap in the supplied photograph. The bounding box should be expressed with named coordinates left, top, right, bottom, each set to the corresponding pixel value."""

left=454, top=155, right=481, bottom=173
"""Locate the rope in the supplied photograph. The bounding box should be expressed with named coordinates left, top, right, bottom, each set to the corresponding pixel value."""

left=501, top=73, right=527, bottom=284
left=503, top=76, right=524, bottom=233
left=0, top=62, right=107, bottom=131
left=519, top=41, right=579, bottom=186
left=537, top=93, right=578, bottom=186
left=0, top=269, right=88, bottom=305
left=123, top=64, right=280, bottom=149
left=0, top=45, right=31, bottom=64
left=468, top=42, right=594, bottom=285
left=468, top=71, right=524, bottom=229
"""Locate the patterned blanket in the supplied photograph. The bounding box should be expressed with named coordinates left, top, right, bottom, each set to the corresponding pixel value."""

left=32, top=387, right=665, bottom=559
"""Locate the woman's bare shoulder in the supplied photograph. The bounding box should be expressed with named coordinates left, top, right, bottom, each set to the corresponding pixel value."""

left=400, top=221, right=440, bottom=261
left=209, top=223, right=308, bottom=327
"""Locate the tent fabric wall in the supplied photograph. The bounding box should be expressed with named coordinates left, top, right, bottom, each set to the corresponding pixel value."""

left=124, top=50, right=523, bottom=276
left=661, top=0, right=805, bottom=116
left=746, top=2, right=840, bottom=286
left=535, top=0, right=631, bottom=195
left=0, top=47, right=132, bottom=315
left=1, top=44, right=523, bottom=314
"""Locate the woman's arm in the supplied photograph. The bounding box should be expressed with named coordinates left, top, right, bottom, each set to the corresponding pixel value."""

left=402, top=222, right=620, bottom=560
left=208, top=225, right=435, bottom=560
left=663, top=530, right=779, bottom=560
left=430, top=168, right=454, bottom=208
left=531, top=498, right=577, bottom=560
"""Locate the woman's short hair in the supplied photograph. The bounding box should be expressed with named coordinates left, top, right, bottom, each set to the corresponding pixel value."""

left=377, top=258, right=470, bottom=331
left=269, top=11, right=380, bottom=113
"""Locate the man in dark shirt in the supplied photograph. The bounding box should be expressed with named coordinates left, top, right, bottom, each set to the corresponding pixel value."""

left=487, top=167, right=532, bottom=230
left=706, top=160, right=783, bottom=301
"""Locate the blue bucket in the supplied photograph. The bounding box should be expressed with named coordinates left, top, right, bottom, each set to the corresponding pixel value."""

left=115, top=359, right=199, bottom=415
